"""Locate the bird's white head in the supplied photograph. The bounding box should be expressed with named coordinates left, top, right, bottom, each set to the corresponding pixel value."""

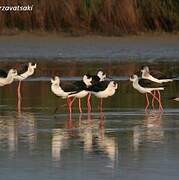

left=108, top=81, right=118, bottom=89
left=8, top=69, right=18, bottom=77
left=83, top=75, right=92, bottom=86
left=51, top=76, right=60, bottom=85
left=141, top=66, right=149, bottom=73
left=130, top=75, right=138, bottom=82
left=97, top=71, right=106, bottom=81
left=28, top=62, right=37, bottom=69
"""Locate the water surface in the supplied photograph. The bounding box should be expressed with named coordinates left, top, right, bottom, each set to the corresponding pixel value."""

left=0, top=59, right=179, bottom=179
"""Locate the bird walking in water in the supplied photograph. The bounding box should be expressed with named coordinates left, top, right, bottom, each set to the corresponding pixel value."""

left=51, top=75, right=92, bottom=113
left=130, top=75, right=164, bottom=111
left=0, top=69, right=17, bottom=86
left=87, top=80, right=118, bottom=112
left=141, top=66, right=173, bottom=109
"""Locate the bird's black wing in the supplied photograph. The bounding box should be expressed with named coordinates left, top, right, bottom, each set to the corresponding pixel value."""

left=17, top=64, right=28, bottom=75
left=86, top=74, right=100, bottom=84
left=87, top=81, right=109, bottom=92
left=0, top=69, right=7, bottom=78
left=61, top=81, right=85, bottom=92
left=138, top=78, right=163, bottom=88
left=150, top=70, right=168, bottom=79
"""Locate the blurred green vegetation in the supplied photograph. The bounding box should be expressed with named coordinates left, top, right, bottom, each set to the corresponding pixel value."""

left=0, top=0, right=179, bottom=35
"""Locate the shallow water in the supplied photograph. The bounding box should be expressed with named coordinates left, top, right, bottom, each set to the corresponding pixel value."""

left=1, top=109, right=179, bottom=180
left=0, top=58, right=179, bottom=179
left=1, top=34, right=179, bottom=179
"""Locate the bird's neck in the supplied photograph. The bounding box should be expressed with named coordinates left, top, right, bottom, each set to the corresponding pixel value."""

left=6, top=73, right=14, bottom=82
left=28, top=67, right=34, bottom=74
left=133, top=79, right=139, bottom=88
left=142, top=71, right=150, bottom=78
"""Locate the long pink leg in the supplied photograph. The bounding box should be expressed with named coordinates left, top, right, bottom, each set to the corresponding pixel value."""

left=145, top=93, right=150, bottom=112
left=150, top=91, right=163, bottom=111
left=67, top=97, right=72, bottom=113
left=157, top=90, right=163, bottom=111
left=152, top=91, right=156, bottom=109
left=17, top=81, right=22, bottom=100
left=17, top=96, right=21, bottom=114
left=100, top=98, right=103, bottom=112
left=87, top=93, right=91, bottom=113
left=78, top=98, right=82, bottom=113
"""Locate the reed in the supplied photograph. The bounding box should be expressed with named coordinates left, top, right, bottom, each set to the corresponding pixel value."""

left=0, top=0, right=178, bottom=35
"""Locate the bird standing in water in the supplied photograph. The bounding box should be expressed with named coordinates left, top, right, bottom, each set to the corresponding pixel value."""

left=14, top=62, right=37, bottom=100
left=141, top=66, right=173, bottom=109
left=86, top=71, right=106, bottom=112
left=51, top=75, right=92, bottom=113
left=87, top=80, right=118, bottom=112
left=130, top=75, right=164, bottom=111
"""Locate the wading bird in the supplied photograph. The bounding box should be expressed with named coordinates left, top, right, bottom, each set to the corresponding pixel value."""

left=130, top=74, right=164, bottom=111
left=87, top=80, right=118, bottom=112
left=51, top=75, right=92, bottom=113
left=85, top=71, right=106, bottom=112
left=14, top=62, right=37, bottom=99
left=141, top=66, right=173, bottom=108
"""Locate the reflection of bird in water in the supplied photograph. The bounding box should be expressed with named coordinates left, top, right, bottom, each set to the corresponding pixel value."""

left=79, top=113, right=118, bottom=166
left=0, top=116, right=17, bottom=156
left=17, top=112, right=37, bottom=151
left=52, top=129, right=69, bottom=162
left=144, top=111, right=164, bottom=142
left=51, top=113, right=118, bottom=167
left=130, top=74, right=164, bottom=111
left=133, top=111, right=164, bottom=152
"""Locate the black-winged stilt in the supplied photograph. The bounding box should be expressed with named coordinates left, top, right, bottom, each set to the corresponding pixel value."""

left=130, top=74, right=164, bottom=111
left=14, top=62, right=37, bottom=99
left=0, top=69, right=17, bottom=86
left=87, top=80, right=118, bottom=112
left=85, top=71, right=106, bottom=112
left=51, top=75, right=92, bottom=113
left=141, top=66, right=173, bottom=108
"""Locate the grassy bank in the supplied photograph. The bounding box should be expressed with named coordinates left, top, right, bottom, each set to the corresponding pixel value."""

left=0, top=0, right=179, bottom=35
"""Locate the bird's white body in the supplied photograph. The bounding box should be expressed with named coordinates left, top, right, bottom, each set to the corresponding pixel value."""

left=92, top=81, right=118, bottom=98
left=0, top=69, right=17, bottom=86
left=130, top=75, right=164, bottom=94
left=141, top=66, right=173, bottom=83
left=51, top=77, right=73, bottom=99
left=68, top=90, right=88, bottom=98
left=14, top=63, right=37, bottom=81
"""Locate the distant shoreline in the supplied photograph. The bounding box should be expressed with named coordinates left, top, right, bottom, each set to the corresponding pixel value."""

left=0, top=33, right=178, bottom=60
